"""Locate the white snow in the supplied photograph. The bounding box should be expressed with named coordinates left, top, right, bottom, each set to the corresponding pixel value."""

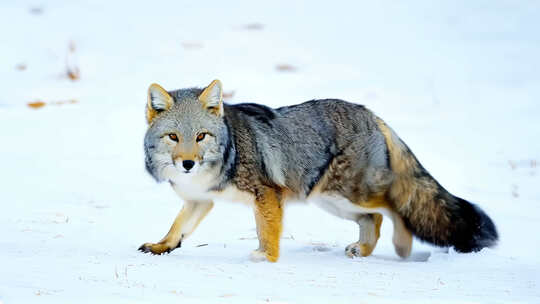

left=1, top=1, right=539, bottom=303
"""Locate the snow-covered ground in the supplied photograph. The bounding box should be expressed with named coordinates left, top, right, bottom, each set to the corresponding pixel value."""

left=1, top=1, right=539, bottom=303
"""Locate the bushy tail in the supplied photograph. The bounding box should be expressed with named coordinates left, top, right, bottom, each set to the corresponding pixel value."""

left=376, top=118, right=498, bottom=252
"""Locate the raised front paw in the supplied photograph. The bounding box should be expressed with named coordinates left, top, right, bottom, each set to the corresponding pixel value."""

left=138, top=241, right=180, bottom=255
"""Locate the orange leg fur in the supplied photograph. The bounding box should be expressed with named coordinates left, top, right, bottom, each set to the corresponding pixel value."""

left=252, top=189, right=283, bottom=262
left=139, top=200, right=213, bottom=254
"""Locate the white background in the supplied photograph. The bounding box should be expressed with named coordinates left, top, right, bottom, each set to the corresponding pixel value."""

left=1, top=1, right=539, bottom=303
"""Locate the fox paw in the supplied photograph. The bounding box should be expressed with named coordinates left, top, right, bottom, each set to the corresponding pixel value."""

left=249, top=250, right=267, bottom=262
left=249, top=249, right=278, bottom=263
left=394, top=244, right=412, bottom=258
left=345, top=242, right=374, bottom=258
left=138, top=242, right=180, bottom=255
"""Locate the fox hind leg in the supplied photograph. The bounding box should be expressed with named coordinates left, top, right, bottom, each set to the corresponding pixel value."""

left=139, top=200, right=213, bottom=255
left=390, top=211, right=412, bottom=258
left=345, top=213, right=383, bottom=257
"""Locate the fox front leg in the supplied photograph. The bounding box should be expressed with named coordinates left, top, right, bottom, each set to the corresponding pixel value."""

left=139, top=200, right=213, bottom=255
left=251, top=189, right=283, bottom=262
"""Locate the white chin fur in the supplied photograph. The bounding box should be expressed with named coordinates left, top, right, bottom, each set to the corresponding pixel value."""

left=168, top=162, right=207, bottom=184
left=160, top=165, right=179, bottom=181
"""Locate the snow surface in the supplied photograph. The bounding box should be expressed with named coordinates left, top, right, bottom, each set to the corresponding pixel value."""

left=1, top=1, right=539, bottom=303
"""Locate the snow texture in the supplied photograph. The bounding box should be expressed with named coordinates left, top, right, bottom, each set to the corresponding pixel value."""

left=1, top=1, right=539, bottom=303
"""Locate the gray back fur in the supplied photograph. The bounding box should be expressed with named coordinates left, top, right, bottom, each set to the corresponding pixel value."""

left=225, top=99, right=390, bottom=198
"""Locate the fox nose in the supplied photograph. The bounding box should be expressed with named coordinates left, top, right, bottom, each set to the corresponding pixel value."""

left=182, top=160, right=195, bottom=171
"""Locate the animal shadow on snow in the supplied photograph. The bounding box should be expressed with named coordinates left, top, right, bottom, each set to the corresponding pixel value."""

left=300, top=244, right=432, bottom=262
left=370, top=251, right=431, bottom=262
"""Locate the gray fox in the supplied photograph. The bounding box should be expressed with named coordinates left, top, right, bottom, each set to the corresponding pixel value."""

left=139, top=79, right=498, bottom=262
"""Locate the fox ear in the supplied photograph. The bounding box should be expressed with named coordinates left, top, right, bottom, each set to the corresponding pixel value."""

left=147, top=83, right=174, bottom=123
left=198, top=79, right=223, bottom=116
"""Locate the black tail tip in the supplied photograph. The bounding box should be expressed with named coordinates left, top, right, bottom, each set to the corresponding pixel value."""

left=452, top=199, right=499, bottom=253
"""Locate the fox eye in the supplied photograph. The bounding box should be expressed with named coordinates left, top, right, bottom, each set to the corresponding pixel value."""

left=196, top=133, right=206, bottom=142
left=168, top=133, right=178, bottom=142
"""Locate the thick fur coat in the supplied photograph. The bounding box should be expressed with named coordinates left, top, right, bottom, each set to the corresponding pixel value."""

left=140, top=80, right=498, bottom=262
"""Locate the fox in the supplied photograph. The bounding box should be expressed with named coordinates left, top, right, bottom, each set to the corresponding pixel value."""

left=139, top=79, right=498, bottom=262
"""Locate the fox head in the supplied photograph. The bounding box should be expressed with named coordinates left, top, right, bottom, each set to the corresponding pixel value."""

left=144, top=80, right=230, bottom=183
